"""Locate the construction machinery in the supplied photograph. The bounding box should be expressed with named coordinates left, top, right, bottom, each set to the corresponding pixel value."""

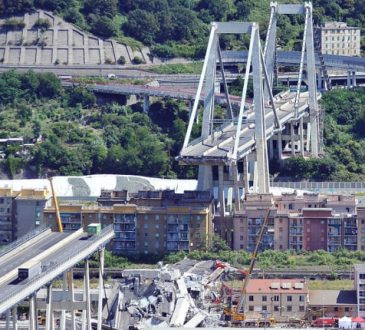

left=223, top=209, right=274, bottom=325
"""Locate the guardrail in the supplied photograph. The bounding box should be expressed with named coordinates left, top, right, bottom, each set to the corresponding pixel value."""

left=0, top=224, right=49, bottom=259
left=0, top=225, right=114, bottom=311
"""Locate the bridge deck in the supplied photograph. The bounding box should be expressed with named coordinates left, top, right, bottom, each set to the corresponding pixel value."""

left=179, top=91, right=311, bottom=164
left=0, top=226, right=114, bottom=313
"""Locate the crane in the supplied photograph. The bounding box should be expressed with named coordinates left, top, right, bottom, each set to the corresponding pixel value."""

left=49, top=177, right=63, bottom=233
left=224, top=208, right=272, bottom=324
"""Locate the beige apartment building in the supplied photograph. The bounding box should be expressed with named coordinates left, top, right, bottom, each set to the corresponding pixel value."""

left=43, top=190, right=214, bottom=255
left=320, top=22, right=361, bottom=56
left=221, top=192, right=359, bottom=252
left=222, top=279, right=308, bottom=322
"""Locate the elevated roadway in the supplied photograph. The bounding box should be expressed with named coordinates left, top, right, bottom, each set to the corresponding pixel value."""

left=222, top=50, right=365, bottom=71
left=178, top=90, right=313, bottom=165
left=0, top=226, right=114, bottom=314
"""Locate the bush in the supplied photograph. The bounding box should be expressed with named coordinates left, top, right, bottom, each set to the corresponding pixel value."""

left=33, top=18, right=51, bottom=31
left=2, top=19, right=26, bottom=30
left=132, top=56, right=143, bottom=64
left=117, top=55, right=126, bottom=65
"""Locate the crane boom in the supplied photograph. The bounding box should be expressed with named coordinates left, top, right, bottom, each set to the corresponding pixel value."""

left=49, top=177, right=63, bottom=233
left=235, top=209, right=271, bottom=314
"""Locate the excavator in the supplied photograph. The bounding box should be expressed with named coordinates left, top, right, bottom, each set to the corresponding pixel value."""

left=223, top=209, right=275, bottom=326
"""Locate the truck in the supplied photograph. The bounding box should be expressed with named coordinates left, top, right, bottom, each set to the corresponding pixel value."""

left=87, top=223, right=101, bottom=237
left=311, top=318, right=337, bottom=327
left=18, top=259, right=41, bottom=281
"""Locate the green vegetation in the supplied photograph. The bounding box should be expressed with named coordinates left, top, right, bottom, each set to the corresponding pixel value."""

left=276, top=88, right=365, bottom=181
left=164, top=248, right=365, bottom=270
left=5, top=0, right=365, bottom=58
left=309, top=279, right=353, bottom=290
left=2, top=18, right=26, bottom=30
left=147, top=62, right=203, bottom=74
left=0, top=70, right=199, bottom=179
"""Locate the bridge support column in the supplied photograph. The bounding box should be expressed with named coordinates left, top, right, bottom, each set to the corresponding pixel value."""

left=269, top=139, right=274, bottom=161
left=232, top=163, right=241, bottom=211
left=97, top=248, right=105, bottom=330
left=69, top=269, right=76, bottom=330
left=85, top=259, right=92, bottom=330
left=143, top=95, right=150, bottom=113
left=291, top=122, right=295, bottom=157
left=352, top=71, right=357, bottom=87
left=243, top=157, right=249, bottom=194
left=12, top=306, right=17, bottom=330
left=6, top=309, right=10, bottom=330
left=46, top=284, right=53, bottom=330
left=299, top=117, right=304, bottom=157
left=60, top=272, right=67, bottom=330
left=218, top=165, right=225, bottom=216
left=317, top=70, right=322, bottom=90
left=197, top=165, right=212, bottom=192
left=29, top=293, right=37, bottom=330
left=347, top=70, right=352, bottom=88
left=277, top=130, right=283, bottom=164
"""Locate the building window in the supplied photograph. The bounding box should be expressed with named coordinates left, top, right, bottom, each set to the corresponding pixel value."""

left=299, top=295, right=305, bottom=302
left=273, top=295, right=279, bottom=302
left=360, top=274, right=365, bottom=279
left=274, top=306, right=279, bottom=312
left=345, top=307, right=350, bottom=312
left=262, top=296, right=267, bottom=302
left=144, top=233, right=148, bottom=237
left=299, top=306, right=305, bottom=312
left=249, top=295, right=254, bottom=302
left=249, top=306, right=254, bottom=311
left=287, top=296, right=292, bottom=302
left=287, top=306, right=292, bottom=312
left=144, top=223, right=148, bottom=229
left=240, top=235, right=244, bottom=241
left=155, top=215, right=159, bottom=220
left=262, top=305, right=267, bottom=311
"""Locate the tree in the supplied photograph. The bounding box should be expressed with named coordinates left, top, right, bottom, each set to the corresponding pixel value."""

left=83, top=0, right=118, bottom=18
left=68, top=86, right=96, bottom=108
left=123, top=9, right=159, bottom=45
left=90, top=16, right=117, bottom=39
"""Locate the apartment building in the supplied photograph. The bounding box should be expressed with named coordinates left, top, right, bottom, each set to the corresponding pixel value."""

left=228, top=192, right=358, bottom=252
left=319, top=22, right=361, bottom=56
left=354, top=264, right=365, bottom=318
left=43, top=190, right=214, bottom=255
left=0, top=187, right=49, bottom=244
left=223, top=279, right=308, bottom=322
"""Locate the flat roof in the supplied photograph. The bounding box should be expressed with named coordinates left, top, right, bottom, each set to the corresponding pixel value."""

left=309, top=290, right=357, bottom=306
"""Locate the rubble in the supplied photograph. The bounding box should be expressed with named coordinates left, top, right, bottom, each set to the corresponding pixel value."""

left=104, top=259, right=224, bottom=329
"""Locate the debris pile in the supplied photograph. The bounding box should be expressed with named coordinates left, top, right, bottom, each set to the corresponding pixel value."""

left=105, top=259, right=228, bottom=328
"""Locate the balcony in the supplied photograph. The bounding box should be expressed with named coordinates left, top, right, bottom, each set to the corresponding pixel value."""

left=114, top=214, right=136, bottom=224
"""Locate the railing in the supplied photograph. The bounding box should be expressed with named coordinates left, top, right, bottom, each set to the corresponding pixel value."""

left=0, top=225, right=114, bottom=307
left=0, top=224, right=49, bottom=259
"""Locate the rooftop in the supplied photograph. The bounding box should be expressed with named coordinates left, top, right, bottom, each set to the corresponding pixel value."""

left=245, top=279, right=308, bottom=294
left=309, top=290, right=357, bottom=306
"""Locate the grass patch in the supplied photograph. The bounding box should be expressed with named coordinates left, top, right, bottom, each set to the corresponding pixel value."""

left=147, top=62, right=203, bottom=74
left=309, top=279, right=354, bottom=290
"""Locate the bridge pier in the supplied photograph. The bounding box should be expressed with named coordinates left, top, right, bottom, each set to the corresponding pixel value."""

left=299, top=117, right=304, bottom=157
left=46, top=284, right=53, bottom=330
left=352, top=71, right=357, bottom=87
left=69, top=268, right=76, bottom=330
left=12, top=306, right=17, bottom=330
left=143, top=95, right=150, bottom=113
left=317, top=70, right=323, bottom=90
left=29, top=293, right=37, bottom=330
left=85, top=259, right=92, bottom=330
left=290, top=122, right=295, bottom=157
left=6, top=309, right=10, bottom=330
left=243, top=157, right=249, bottom=194
left=97, top=248, right=105, bottom=330
left=347, top=70, right=352, bottom=88
left=277, top=130, right=283, bottom=164
left=218, top=165, right=225, bottom=216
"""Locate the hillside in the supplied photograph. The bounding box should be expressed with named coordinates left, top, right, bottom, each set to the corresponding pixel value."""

left=4, top=0, right=365, bottom=59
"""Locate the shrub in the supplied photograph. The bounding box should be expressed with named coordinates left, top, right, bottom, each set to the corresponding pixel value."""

left=33, top=18, right=51, bottom=31
left=117, top=55, right=126, bottom=65
left=2, top=19, right=26, bottom=30
left=132, top=56, right=143, bottom=64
